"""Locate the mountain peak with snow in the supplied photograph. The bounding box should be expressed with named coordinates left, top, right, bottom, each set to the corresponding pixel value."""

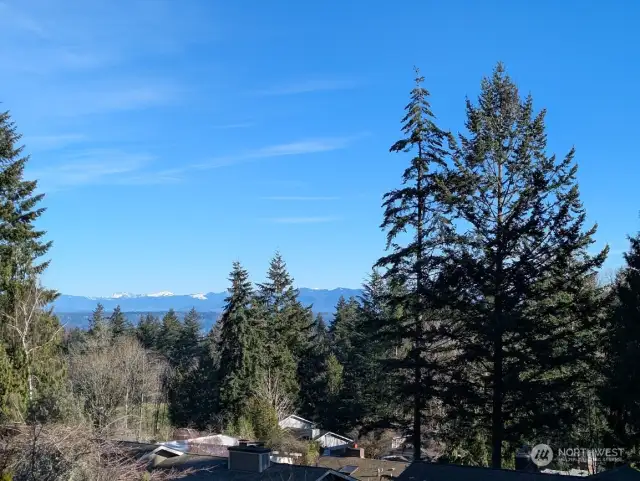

left=146, top=291, right=174, bottom=297
left=190, top=293, right=207, bottom=300
left=111, top=292, right=137, bottom=299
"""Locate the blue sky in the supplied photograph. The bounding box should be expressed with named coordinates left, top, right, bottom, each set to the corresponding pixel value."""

left=0, top=0, right=637, bottom=296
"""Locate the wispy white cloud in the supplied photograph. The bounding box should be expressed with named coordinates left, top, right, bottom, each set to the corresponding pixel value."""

left=261, top=196, right=339, bottom=201
left=265, top=217, right=340, bottom=224
left=27, top=150, right=155, bottom=191
left=193, top=134, right=365, bottom=170
left=24, top=133, right=87, bottom=150
left=253, top=78, right=359, bottom=96
left=48, top=84, right=179, bottom=118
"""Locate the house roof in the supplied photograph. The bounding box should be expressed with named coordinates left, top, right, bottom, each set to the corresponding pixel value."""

left=317, top=456, right=410, bottom=480
left=314, top=431, right=354, bottom=443
left=280, top=414, right=317, bottom=426
left=397, top=461, right=588, bottom=481
left=590, top=465, right=640, bottom=480
left=154, top=455, right=355, bottom=481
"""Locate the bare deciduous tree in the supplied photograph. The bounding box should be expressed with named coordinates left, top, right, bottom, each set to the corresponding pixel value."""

left=0, top=280, right=63, bottom=404
left=69, top=336, right=166, bottom=437
left=253, top=368, right=293, bottom=422
left=0, top=423, right=191, bottom=480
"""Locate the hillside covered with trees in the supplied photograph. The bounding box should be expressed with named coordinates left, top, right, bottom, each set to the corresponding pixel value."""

left=1, top=63, right=640, bottom=478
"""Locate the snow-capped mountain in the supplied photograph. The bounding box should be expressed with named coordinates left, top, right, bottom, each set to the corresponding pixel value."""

left=51, top=288, right=362, bottom=315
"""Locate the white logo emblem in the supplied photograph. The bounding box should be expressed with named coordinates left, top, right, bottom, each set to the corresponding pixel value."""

left=531, top=444, right=554, bottom=467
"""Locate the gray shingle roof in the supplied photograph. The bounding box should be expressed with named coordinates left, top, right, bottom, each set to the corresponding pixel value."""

left=155, top=455, right=350, bottom=481
left=397, top=461, right=588, bottom=481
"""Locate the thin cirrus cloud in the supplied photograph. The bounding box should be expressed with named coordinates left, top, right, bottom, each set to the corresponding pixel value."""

left=191, top=133, right=366, bottom=171
left=24, top=133, right=87, bottom=150
left=265, top=217, right=340, bottom=224
left=25, top=134, right=362, bottom=192
left=253, top=78, right=359, bottom=96
left=260, top=196, right=339, bottom=201
left=27, top=150, right=159, bottom=192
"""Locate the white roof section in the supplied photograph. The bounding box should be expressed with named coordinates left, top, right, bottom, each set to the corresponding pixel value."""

left=140, top=445, right=185, bottom=461
left=279, top=414, right=317, bottom=427
left=313, top=431, right=354, bottom=442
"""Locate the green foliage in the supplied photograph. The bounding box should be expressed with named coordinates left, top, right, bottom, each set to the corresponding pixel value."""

left=109, top=305, right=132, bottom=339
left=440, top=63, right=608, bottom=467
left=258, top=252, right=310, bottom=403
left=375, top=67, right=453, bottom=460
left=247, top=396, right=279, bottom=440
left=158, top=309, right=182, bottom=365
left=601, top=233, right=640, bottom=454
left=226, top=415, right=255, bottom=440
left=0, top=110, right=56, bottom=420
left=136, top=313, right=161, bottom=350
left=218, top=262, right=262, bottom=421
left=325, top=353, right=343, bottom=397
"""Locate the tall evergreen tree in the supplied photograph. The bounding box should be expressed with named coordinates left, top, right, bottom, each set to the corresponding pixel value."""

left=441, top=63, right=607, bottom=468
left=88, top=303, right=108, bottom=338
left=108, top=305, right=132, bottom=339
left=158, top=309, right=182, bottom=365
left=176, top=308, right=203, bottom=369
left=168, top=308, right=205, bottom=427
left=257, top=252, right=309, bottom=402
left=329, top=296, right=360, bottom=365
left=298, top=313, right=331, bottom=421
left=218, top=262, right=262, bottom=421
left=375, top=68, right=452, bottom=461
left=0, top=110, right=54, bottom=304
left=0, top=110, right=57, bottom=419
left=339, top=270, right=404, bottom=432
left=602, top=233, right=640, bottom=455
left=137, top=313, right=161, bottom=350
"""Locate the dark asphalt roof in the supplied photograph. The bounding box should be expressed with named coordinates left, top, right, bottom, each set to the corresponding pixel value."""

left=155, top=455, right=348, bottom=481
left=317, top=456, right=409, bottom=480
left=590, top=465, right=640, bottom=480
left=397, top=461, right=588, bottom=481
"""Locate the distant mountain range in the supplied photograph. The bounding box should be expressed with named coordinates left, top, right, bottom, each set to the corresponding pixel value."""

left=51, top=288, right=363, bottom=331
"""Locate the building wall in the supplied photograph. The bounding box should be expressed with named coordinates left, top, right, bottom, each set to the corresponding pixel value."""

left=318, top=434, right=351, bottom=449
left=280, top=416, right=314, bottom=430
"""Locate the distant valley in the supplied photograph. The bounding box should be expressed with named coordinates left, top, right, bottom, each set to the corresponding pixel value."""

left=51, top=288, right=362, bottom=331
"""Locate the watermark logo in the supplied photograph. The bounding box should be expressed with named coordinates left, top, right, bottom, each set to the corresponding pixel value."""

left=531, top=444, right=554, bottom=467
left=557, top=447, right=625, bottom=464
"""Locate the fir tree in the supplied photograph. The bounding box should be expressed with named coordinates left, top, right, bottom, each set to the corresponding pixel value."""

left=168, top=308, right=205, bottom=427
left=375, top=68, right=452, bottom=461
left=218, top=262, right=262, bottom=421
left=88, top=303, right=107, bottom=336
left=158, top=309, right=182, bottom=365
left=329, top=296, right=360, bottom=365
left=176, top=308, right=203, bottom=369
left=602, top=233, right=640, bottom=454
left=0, top=110, right=56, bottom=418
left=137, top=313, right=161, bottom=350
left=108, top=305, right=132, bottom=339
left=0, top=110, right=55, bottom=305
left=257, top=252, right=309, bottom=402
left=297, top=313, right=331, bottom=421
left=441, top=63, right=607, bottom=468
left=340, top=270, right=403, bottom=431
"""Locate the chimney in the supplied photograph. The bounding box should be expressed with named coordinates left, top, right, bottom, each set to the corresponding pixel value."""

left=228, top=442, right=272, bottom=473
left=345, top=446, right=365, bottom=458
